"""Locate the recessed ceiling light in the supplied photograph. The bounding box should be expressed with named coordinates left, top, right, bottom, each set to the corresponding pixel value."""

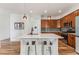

left=44, top=10, right=47, bottom=13
left=30, top=10, right=33, bottom=13
left=58, top=10, right=62, bottom=13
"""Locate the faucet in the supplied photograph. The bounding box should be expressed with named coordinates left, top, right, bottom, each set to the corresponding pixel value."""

left=30, top=26, right=38, bottom=35
left=30, top=27, right=34, bottom=35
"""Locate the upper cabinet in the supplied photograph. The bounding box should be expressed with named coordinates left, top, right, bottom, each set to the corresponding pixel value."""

left=41, top=9, right=79, bottom=29
left=57, top=20, right=61, bottom=28
left=60, top=18, right=64, bottom=28
left=41, top=19, right=59, bottom=28
left=60, top=9, right=79, bottom=28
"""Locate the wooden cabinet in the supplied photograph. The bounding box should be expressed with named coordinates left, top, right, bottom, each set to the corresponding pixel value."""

left=60, top=18, right=64, bottom=28
left=50, top=20, right=57, bottom=28
left=41, top=20, right=48, bottom=28
left=57, top=20, right=61, bottom=28
left=41, top=9, right=79, bottom=29
left=41, top=20, right=58, bottom=28
left=68, top=33, right=76, bottom=48
left=59, top=9, right=79, bottom=28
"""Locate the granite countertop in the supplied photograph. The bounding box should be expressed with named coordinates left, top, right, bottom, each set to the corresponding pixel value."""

left=68, top=33, right=79, bottom=37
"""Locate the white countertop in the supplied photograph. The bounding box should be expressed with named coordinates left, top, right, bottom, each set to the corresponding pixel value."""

left=17, top=33, right=63, bottom=39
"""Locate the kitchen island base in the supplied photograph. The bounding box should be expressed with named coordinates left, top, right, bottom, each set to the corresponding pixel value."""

left=20, top=39, right=58, bottom=55
left=19, top=34, right=63, bottom=55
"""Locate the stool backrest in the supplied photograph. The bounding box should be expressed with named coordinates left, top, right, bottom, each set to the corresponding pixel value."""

left=26, top=42, right=29, bottom=45
left=50, top=42, right=52, bottom=45
left=32, top=41, right=35, bottom=45
left=43, top=41, right=47, bottom=45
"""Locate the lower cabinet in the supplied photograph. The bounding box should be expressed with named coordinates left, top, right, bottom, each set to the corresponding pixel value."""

left=68, top=33, right=75, bottom=48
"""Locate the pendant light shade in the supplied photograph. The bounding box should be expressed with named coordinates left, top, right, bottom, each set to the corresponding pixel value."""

left=23, top=14, right=27, bottom=20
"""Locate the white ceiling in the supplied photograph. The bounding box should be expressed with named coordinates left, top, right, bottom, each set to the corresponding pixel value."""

left=0, top=3, right=79, bottom=19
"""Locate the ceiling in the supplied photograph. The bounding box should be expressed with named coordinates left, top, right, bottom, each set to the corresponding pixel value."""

left=0, top=3, right=79, bottom=19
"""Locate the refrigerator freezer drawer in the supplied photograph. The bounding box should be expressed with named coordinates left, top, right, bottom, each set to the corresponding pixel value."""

left=76, top=37, right=79, bottom=53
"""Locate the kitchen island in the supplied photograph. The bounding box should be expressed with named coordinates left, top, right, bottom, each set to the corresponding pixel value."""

left=18, top=33, right=63, bottom=55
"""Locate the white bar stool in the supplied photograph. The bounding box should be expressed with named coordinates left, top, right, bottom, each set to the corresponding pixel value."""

left=42, top=41, right=53, bottom=55
left=32, top=41, right=37, bottom=55
left=49, top=41, right=52, bottom=55
left=26, top=41, right=36, bottom=55
left=42, top=41, right=47, bottom=55
left=26, top=42, right=30, bottom=55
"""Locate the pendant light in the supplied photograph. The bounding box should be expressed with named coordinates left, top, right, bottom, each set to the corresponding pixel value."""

left=23, top=13, right=27, bottom=19
left=23, top=3, right=27, bottom=20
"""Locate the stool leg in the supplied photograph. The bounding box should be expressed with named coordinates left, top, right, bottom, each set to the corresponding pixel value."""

left=49, top=42, right=52, bottom=55
left=35, top=44, right=37, bottom=55
left=42, top=41, right=47, bottom=55
left=49, top=46, right=51, bottom=55
left=28, top=46, right=30, bottom=55
left=26, top=42, right=30, bottom=55
left=42, top=43, right=44, bottom=55
left=32, top=41, right=37, bottom=55
left=42, top=41, right=44, bottom=55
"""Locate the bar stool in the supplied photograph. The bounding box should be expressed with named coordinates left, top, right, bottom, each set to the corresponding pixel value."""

left=26, top=42, right=30, bottom=55
left=32, top=41, right=37, bottom=55
left=26, top=41, right=36, bottom=55
left=42, top=41, right=47, bottom=55
left=49, top=41, right=52, bottom=55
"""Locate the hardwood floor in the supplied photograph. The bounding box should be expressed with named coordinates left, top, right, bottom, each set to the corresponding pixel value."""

left=0, top=39, right=77, bottom=55
left=0, top=39, right=20, bottom=55
left=58, top=39, right=77, bottom=55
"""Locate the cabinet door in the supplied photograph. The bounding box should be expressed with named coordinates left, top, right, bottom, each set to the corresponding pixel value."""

left=72, top=35, right=75, bottom=48
left=41, top=20, right=57, bottom=28
left=49, top=20, right=57, bottom=28
left=41, top=20, right=49, bottom=28
left=68, top=34, right=75, bottom=48
left=68, top=34, right=73, bottom=46
left=60, top=19, right=64, bottom=28
left=70, top=35, right=75, bottom=47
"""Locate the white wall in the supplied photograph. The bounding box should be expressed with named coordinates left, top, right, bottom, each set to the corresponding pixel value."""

left=10, top=14, right=23, bottom=41
left=24, top=15, right=41, bottom=34
left=0, top=8, right=41, bottom=41
left=0, top=9, right=10, bottom=40
left=10, top=13, right=41, bottom=41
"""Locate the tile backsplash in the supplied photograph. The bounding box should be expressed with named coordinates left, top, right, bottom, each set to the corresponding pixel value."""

left=41, top=27, right=75, bottom=33
left=41, top=28, right=61, bottom=32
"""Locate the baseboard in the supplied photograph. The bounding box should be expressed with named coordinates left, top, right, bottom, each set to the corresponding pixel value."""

left=10, top=39, right=20, bottom=41
left=1, top=38, right=10, bottom=41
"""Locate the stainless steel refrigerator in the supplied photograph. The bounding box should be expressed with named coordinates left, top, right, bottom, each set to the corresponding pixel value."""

left=76, top=16, right=79, bottom=53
